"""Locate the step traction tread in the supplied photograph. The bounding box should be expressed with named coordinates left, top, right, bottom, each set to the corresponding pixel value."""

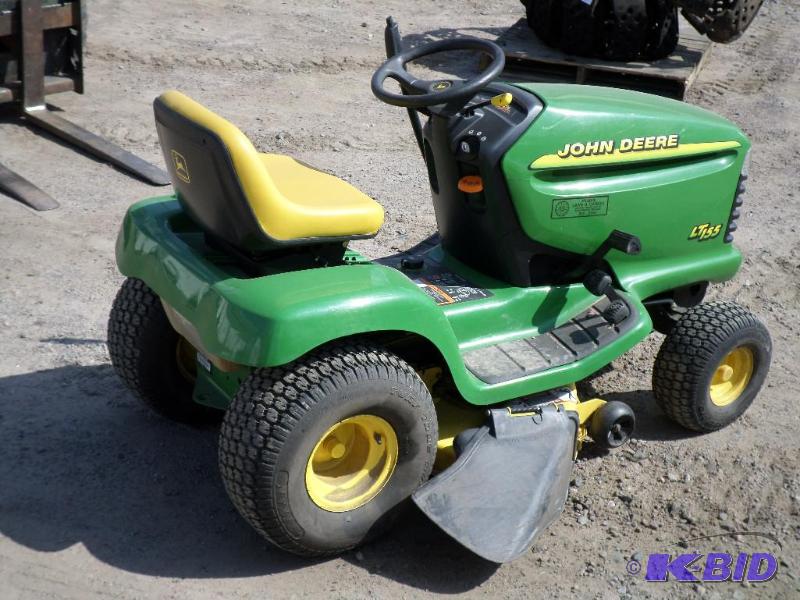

left=463, top=298, right=636, bottom=384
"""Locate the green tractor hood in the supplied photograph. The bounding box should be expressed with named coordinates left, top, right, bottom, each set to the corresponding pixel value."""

left=504, top=83, right=747, bottom=299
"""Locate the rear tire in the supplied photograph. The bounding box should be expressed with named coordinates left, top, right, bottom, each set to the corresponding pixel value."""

left=652, top=301, right=771, bottom=432
left=218, top=341, right=438, bottom=557
left=107, top=277, right=222, bottom=424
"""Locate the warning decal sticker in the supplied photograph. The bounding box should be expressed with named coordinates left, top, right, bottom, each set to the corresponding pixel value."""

left=412, top=271, right=492, bottom=306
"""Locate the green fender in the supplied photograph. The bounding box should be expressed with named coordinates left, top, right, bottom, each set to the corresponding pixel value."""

left=116, top=198, right=464, bottom=377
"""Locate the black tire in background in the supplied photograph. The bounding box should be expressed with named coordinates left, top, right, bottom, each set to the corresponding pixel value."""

left=107, top=277, right=222, bottom=424
left=522, top=0, right=680, bottom=61
left=642, top=0, right=680, bottom=60
left=561, top=0, right=599, bottom=58
left=526, top=0, right=560, bottom=46
left=652, top=301, right=772, bottom=432
left=218, top=341, right=438, bottom=557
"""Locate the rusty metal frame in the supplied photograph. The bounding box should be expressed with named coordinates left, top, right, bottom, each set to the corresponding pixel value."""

left=0, top=0, right=169, bottom=211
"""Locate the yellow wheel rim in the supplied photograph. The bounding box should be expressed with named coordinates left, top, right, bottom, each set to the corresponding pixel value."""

left=709, top=346, right=754, bottom=407
left=175, top=336, right=197, bottom=382
left=305, top=415, right=398, bottom=513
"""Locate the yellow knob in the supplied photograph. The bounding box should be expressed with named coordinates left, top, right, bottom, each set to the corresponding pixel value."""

left=491, top=93, right=513, bottom=108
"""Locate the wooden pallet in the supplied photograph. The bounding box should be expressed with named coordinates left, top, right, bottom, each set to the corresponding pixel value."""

left=491, top=18, right=712, bottom=100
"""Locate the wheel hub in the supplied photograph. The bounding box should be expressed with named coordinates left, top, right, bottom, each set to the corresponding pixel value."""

left=716, top=364, right=734, bottom=382
left=305, top=415, right=398, bottom=512
left=709, top=346, right=754, bottom=407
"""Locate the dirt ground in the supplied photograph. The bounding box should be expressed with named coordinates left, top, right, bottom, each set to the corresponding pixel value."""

left=1, top=0, right=798, bottom=598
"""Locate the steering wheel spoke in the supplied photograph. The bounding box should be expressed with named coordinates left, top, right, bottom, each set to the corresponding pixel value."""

left=387, top=70, right=423, bottom=95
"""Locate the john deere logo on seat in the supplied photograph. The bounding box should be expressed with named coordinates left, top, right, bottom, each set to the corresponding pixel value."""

left=171, top=149, right=191, bottom=183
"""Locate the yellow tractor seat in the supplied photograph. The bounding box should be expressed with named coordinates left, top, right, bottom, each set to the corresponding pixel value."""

left=153, top=90, right=384, bottom=254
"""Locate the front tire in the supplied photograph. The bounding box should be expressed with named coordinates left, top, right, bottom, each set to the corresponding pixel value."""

left=652, top=301, right=771, bottom=432
left=218, top=341, right=438, bottom=557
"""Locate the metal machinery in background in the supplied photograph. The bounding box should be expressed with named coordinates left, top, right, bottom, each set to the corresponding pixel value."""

left=520, top=0, right=765, bottom=61
left=492, top=17, right=712, bottom=100
left=676, top=0, right=765, bottom=43
left=0, top=0, right=168, bottom=211
left=500, top=0, right=764, bottom=100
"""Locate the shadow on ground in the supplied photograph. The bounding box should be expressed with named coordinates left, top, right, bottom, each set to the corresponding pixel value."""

left=578, top=367, right=701, bottom=443
left=605, top=389, right=701, bottom=442
left=0, top=364, right=495, bottom=592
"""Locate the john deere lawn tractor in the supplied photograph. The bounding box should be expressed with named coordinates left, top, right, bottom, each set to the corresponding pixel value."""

left=107, top=18, right=771, bottom=562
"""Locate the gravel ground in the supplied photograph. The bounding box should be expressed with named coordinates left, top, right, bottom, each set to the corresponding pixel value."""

left=0, top=1, right=798, bottom=598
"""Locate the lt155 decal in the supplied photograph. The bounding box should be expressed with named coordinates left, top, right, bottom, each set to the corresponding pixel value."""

left=689, top=223, right=723, bottom=241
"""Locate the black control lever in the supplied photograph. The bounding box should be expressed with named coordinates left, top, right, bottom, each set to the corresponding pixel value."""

left=590, top=230, right=641, bottom=264
left=583, top=270, right=631, bottom=325
left=569, top=229, right=641, bottom=281
left=384, top=17, right=425, bottom=158
left=462, top=98, right=495, bottom=117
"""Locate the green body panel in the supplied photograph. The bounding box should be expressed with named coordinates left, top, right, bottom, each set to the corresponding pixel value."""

left=194, top=364, right=248, bottom=410
left=505, top=83, right=747, bottom=297
left=115, top=84, right=750, bottom=409
left=116, top=198, right=650, bottom=406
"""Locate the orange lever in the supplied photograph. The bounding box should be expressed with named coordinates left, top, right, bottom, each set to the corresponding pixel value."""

left=458, top=175, right=484, bottom=194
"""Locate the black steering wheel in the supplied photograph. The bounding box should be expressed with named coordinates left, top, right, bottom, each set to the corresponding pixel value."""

left=371, top=38, right=505, bottom=109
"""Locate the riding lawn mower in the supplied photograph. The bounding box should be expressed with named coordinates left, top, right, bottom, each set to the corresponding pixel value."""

left=107, top=18, right=771, bottom=562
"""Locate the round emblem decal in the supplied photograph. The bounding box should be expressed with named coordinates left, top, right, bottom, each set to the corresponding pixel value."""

left=554, top=200, right=570, bottom=217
